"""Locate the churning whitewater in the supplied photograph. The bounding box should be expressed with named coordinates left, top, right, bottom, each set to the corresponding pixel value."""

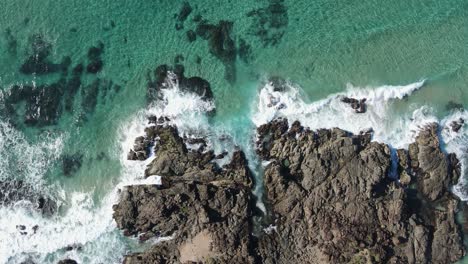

left=0, top=76, right=467, bottom=263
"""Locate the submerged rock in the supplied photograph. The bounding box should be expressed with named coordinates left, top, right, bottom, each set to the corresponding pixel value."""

left=186, top=30, right=196, bottom=42
left=247, top=0, right=289, bottom=47
left=195, top=20, right=237, bottom=83
left=175, top=1, right=192, bottom=30
left=446, top=100, right=464, bottom=111
left=62, top=153, right=83, bottom=176
left=24, top=83, right=64, bottom=126
left=20, top=34, right=69, bottom=75
left=4, top=28, right=17, bottom=55
left=4, top=82, right=64, bottom=126
left=86, top=42, right=104, bottom=74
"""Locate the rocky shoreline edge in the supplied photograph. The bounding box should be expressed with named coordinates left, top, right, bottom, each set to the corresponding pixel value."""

left=111, top=113, right=466, bottom=263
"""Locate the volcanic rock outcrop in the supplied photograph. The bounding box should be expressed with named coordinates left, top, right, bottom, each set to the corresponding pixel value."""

left=114, top=123, right=257, bottom=263
left=255, top=119, right=464, bottom=263
left=113, top=118, right=465, bottom=263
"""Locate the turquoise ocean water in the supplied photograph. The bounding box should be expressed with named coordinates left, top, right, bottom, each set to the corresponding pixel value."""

left=0, top=0, right=467, bottom=263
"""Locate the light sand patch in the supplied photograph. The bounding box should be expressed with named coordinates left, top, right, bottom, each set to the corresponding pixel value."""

left=179, top=229, right=217, bottom=263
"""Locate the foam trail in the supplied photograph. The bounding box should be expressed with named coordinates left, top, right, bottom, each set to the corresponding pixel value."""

left=0, top=122, right=126, bottom=262
left=0, top=72, right=217, bottom=263
left=252, top=79, right=428, bottom=149
left=0, top=121, right=63, bottom=185
left=344, top=80, right=425, bottom=102
left=441, top=110, right=468, bottom=200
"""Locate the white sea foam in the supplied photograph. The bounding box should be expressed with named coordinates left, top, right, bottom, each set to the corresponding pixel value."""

left=0, top=191, right=122, bottom=264
left=441, top=110, right=468, bottom=200
left=0, top=121, right=63, bottom=186
left=252, top=79, right=468, bottom=200
left=0, top=71, right=218, bottom=263
left=119, top=71, right=216, bottom=184
left=2, top=71, right=465, bottom=263
left=252, top=79, right=428, bottom=148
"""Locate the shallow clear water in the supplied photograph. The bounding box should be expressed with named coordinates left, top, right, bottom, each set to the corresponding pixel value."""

left=0, top=0, right=467, bottom=263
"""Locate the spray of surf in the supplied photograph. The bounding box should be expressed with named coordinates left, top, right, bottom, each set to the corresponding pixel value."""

left=252, top=78, right=467, bottom=200
left=0, top=71, right=217, bottom=263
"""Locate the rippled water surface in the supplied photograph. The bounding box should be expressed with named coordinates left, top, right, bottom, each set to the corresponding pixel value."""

left=0, top=0, right=467, bottom=263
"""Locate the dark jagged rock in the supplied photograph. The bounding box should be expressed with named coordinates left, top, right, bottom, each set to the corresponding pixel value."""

left=195, top=20, right=237, bottom=83
left=0, top=180, right=57, bottom=216
left=114, top=118, right=464, bottom=264
left=114, top=123, right=256, bottom=263
left=408, top=123, right=460, bottom=201
left=62, top=153, right=83, bottom=176
left=268, top=76, right=288, bottom=92
left=19, top=259, right=36, bottom=264
left=127, top=135, right=153, bottom=161
left=341, top=96, right=367, bottom=113
left=450, top=118, right=464, bottom=132
left=146, top=64, right=213, bottom=102
left=255, top=119, right=464, bottom=263
left=247, top=0, right=288, bottom=47
left=64, top=243, right=83, bottom=251
left=57, top=259, right=78, bottom=264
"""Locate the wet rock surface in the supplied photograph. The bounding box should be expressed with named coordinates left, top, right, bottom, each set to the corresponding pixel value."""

left=255, top=119, right=464, bottom=263
left=57, top=259, right=78, bottom=264
left=114, top=118, right=465, bottom=263
left=114, top=122, right=256, bottom=263
left=341, top=96, right=367, bottom=113
left=146, top=64, right=213, bottom=102
left=0, top=180, right=57, bottom=216
left=450, top=118, right=464, bottom=132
